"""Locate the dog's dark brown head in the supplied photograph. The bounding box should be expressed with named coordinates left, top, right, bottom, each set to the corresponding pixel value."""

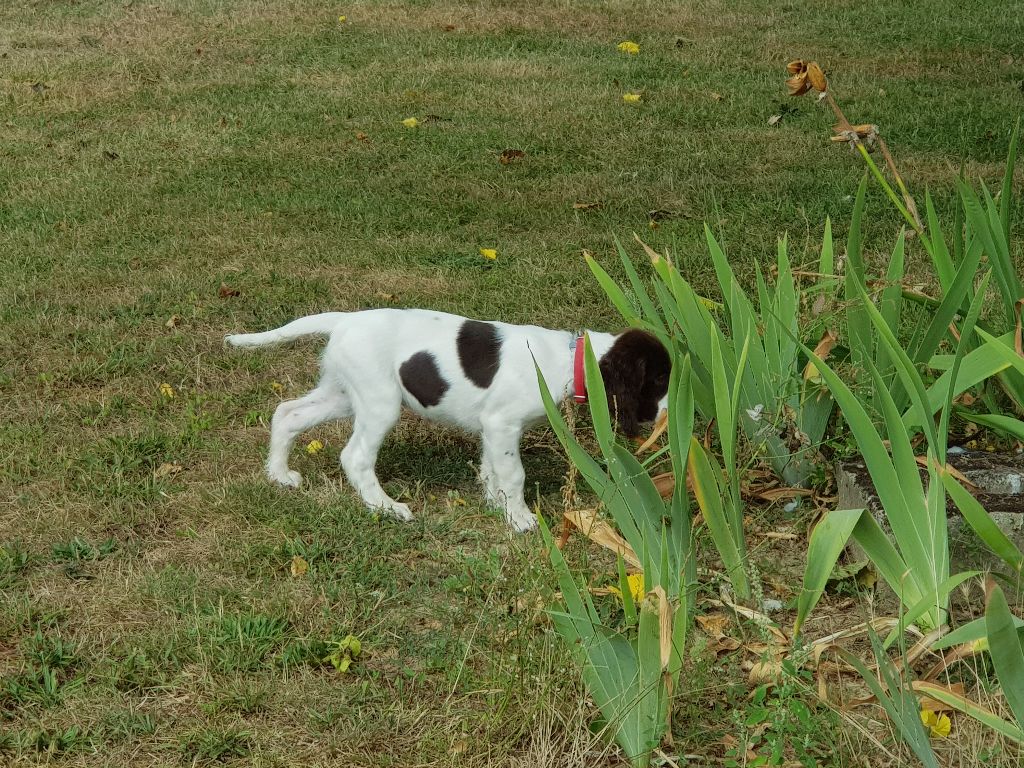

left=599, top=329, right=671, bottom=438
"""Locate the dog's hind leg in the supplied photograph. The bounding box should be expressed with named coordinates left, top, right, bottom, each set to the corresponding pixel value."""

left=266, top=385, right=352, bottom=488
left=339, top=386, right=412, bottom=522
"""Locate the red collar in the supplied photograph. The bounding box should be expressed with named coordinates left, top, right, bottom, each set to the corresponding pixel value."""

left=573, top=334, right=587, bottom=403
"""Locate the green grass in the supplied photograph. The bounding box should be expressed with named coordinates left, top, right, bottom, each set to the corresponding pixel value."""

left=1, top=0, right=1022, bottom=764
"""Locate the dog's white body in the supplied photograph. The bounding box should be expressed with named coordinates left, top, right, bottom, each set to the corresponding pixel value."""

left=227, top=309, right=622, bottom=532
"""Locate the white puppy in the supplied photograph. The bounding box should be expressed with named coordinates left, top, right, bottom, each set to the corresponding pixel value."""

left=226, top=309, right=670, bottom=532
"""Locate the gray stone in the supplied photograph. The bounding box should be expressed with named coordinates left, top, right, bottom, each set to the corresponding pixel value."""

left=836, top=452, right=1024, bottom=575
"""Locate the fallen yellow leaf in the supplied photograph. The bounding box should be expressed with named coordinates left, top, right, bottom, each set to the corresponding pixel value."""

left=921, top=708, right=951, bottom=739
left=607, top=573, right=645, bottom=604
left=290, top=555, right=309, bottom=577
left=622, top=92, right=642, bottom=103
left=479, top=248, right=497, bottom=260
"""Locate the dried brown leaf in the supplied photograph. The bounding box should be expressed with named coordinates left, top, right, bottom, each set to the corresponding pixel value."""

left=652, top=585, right=672, bottom=669
left=651, top=472, right=676, bottom=499
left=786, top=74, right=811, bottom=97
left=499, top=148, right=525, bottom=164
left=803, top=329, right=838, bottom=381
left=563, top=509, right=641, bottom=570
left=806, top=61, right=827, bottom=92
left=917, top=682, right=966, bottom=713
left=635, top=409, right=668, bottom=454
left=696, top=612, right=731, bottom=639
left=154, top=462, right=182, bottom=479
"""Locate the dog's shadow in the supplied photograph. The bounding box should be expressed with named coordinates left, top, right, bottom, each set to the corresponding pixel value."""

left=374, top=418, right=569, bottom=498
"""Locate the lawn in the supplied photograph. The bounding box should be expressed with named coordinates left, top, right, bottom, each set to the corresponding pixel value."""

left=1, top=0, right=1023, bottom=765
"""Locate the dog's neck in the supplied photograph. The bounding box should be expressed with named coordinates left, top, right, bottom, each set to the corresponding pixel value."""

left=581, top=331, right=617, bottom=359
left=566, top=331, right=617, bottom=402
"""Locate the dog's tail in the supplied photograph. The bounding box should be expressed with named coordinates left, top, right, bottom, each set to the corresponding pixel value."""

left=224, top=312, right=348, bottom=349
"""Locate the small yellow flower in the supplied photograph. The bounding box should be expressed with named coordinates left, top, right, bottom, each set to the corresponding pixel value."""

left=306, top=439, right=324, bottom=455
left=479, top=248, right=497, bottom=260
left=607, top=573, right=645, bottom=604
left=158, top=383, right=175, bottom=400
left=920, top=709, right=951, bottom=739
left=401, top=117, right=419, bottom=128
left=337, top=14, right=347, bottom=23
left=622, top=92, right=642, bottom=103
left=270, top=381, right=284, bottom=394
left=617, top=40, right=640, bottom=55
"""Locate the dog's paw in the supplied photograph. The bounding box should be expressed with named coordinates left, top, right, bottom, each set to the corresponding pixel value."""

left=376, top=502, right=414, bottom=523
left=269, top=470, right=302, bottom=488
left=385, top=505, right=413, bottom=524
left=506, top=509, right=538, bottom=534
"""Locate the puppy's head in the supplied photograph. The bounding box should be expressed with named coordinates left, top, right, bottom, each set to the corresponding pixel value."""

left=598, top=329, right=671, bottom=438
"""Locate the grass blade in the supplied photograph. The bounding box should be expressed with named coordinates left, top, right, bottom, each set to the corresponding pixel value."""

left=616, top=236, right=668, bottom=337
left=924, top=188, right=955, bottom=292
left=912, top=681, right=1024, bottom=743
left=840, top=646, right=939, bottom=768
left=687, top=437, right=749, bottom=598
left=986, top=584, right=1024, bottom=728
left=795, top=508, right=862, bottom=637
left=999, top=119, right=1020, bottom=243
left=585, top=253, right=639, bottom=325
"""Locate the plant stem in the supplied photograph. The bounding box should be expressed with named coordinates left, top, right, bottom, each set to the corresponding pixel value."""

left=877, top=136, right=923, bottom=230
left=824, top=90, right=925, bottom=235
left=855, top=143, right=922, bottom=234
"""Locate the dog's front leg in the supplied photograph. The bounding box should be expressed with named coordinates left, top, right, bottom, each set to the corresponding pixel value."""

left=480, top=420, right=536, bottom=533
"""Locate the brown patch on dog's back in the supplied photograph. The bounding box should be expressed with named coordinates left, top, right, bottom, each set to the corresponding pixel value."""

left=399, top=351, right=449, bottom=407
left=456, top=320, right=502, bottom=388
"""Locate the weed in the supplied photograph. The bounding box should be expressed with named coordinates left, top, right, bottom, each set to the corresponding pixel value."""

left=202, top=682, right=270, bottom=716
left=727, top=663, right=837, bottom=767
left=0, top=541, right=33, bottom=588
left=24, top=627, right=77, bottom=671
left=107, top=647, right=171, bottom=694
left=102, top=708, right=157, bottom=741
left=20, top=726, right=89, bottom=757
left=180, top=728, right=253, bottom=763
left=279, top=638, right=333, bottom=670
left=208, top=612, right=291, bottom=673
left=51, top=536, right=117, bottom=564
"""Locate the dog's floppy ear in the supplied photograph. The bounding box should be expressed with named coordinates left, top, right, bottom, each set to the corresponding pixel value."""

left=598, top=329, right=670, bottom=438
